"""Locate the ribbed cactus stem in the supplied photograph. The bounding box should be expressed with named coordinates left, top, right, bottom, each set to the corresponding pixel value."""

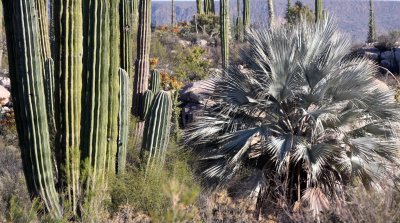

left=243, top=0, right=250, bottom=31
left=236, top=16, right=244, bottom=42
left=367, top=0, right=376, bottom=43
left=141, top=91, right=172, bottom=168
left=196, top=0, right=204, bottom=14
left=171, top=0, right=175, bottom=26
left=106, top=0, right=121, bottom=175
left=268, top=0, right=275, bottom=27
left=132, top=0, right=151, bottom=117
left=3, top=0, right=61, bottom=217
left=56, top=0, right=83, bottom=213
left=117, top=68, right=130, bottom=174
left=150, top=69, right=161, bottom=94
left=220, top=0, right=230, bottom=68
left=121, top=0, right=135, bottom=76
left=204, top=0, right=212, bottom=15
left=211, top=0, right=215, bottom=14
left=141, top=90, right=155, bottom=120
left=315, top=0, right=322, bottom=23
left=45, top=58, right=56, bottom=132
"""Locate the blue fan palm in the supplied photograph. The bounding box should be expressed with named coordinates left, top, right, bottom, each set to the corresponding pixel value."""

left=185, top=17, right=400, bottom=215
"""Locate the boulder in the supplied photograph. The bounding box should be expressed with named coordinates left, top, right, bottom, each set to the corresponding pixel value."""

left=197, top=39, right=208, bottom=47
left=0, top=85, right=10, bottom=106
left=381, top=50, right=395, bottom=61
left=178, top=39, right=191, bottom=48
left=358, top=47, right=380, bottom=61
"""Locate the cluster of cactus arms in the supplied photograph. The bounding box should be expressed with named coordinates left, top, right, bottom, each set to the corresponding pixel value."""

left=243, top=0, right=250, bottom=31
left=2, top=0, right=134, bottom=218
left=315, top=0, right=322, bottom=22
left=196, top=0, right=204, bottom=14
left=268, top=0, right=275, bottom=27
left=220, top=0, right=230, bottom=68
left=141, top=91, right=172, bottom=168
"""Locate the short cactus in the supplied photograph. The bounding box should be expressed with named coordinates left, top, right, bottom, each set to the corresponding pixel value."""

left=141, top=91, right=172, bottom=168
left=150, top=69, right=161, bottom=94
left=117, top=68, right=130, bottom=174
left=141, top=89, right=155, bottom=121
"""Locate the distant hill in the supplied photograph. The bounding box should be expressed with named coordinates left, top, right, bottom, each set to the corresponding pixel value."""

left=152, top=0, right=400, bottom=42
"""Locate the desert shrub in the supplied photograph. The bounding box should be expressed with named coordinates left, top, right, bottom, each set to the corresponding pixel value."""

left=185, top=16, right=400, bottom=220
left=110, top=142, right=200, bottom=222
left=375, top=30, right=400, bottom=51
left=174, top=46, right=211, bottom=82
left=191, top=14, right=220, bottom=37
left=285, top=1, right=314, bottom=25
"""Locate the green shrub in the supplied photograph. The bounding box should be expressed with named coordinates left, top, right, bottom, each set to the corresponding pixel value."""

left=110, top=142, right=200, bottom=221
left=285, top=1, right=314, bottom=25
left=174, top=46, right=211, bottom=82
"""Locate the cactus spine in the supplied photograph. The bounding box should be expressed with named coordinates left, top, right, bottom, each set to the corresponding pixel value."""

left=117, top=68, right=130, bottom=174
left=141, top=91, right=172, bottom=168
left=3, top=0, right=62, bottom=217
left=243, top=0, right=250, bottom=31
left=220, top=0, right=230, bottom=69
left=367, top=0, right=376, bottom=43
left=196, top=0, right=204, bottom=14
left=132, top=0, right=152, bottom=132
left=315, top=0, right=322, bottom=23
left=268, top=0, right=275, bottom=28
left=150, top=69, right=161, bottom=94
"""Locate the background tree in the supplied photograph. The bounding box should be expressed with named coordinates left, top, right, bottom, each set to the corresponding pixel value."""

left=367, top=0, right=377, bottom=43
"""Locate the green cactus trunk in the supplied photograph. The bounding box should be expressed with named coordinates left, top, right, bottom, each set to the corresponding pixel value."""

left=196, top=0, right=204, bottom=14
left=204, top=0, right=213, bottom=15
left=220, top=0, right=230, bottom=69
left=315, top=0, right=322, bottom=23
left=367, top=0, right=376, bottom=43
left=117, top=68, right=130, bottom=174
left=132, top=0, right=152, bottom=146
left=243, top=0, right=250, bottom=31
left=150, top=69, right=161, bottom=94
left=141, top=89, right=155, bottom=120
left=171, top=0, right=175, bottom=27
left=236, top=16, right=244, bottom=42
left=211, top=0, right=215, bottom=14
left=141, top=91, right=172, bottom=168
left=121, top=0, right=136, bottom=76
left=3, top=0, right=62, bottom=217
left=268, top=0, right=275, bottom=27
left=55, top=0, right=84, bottom=213
left=106, top=0, right=121, bottom=175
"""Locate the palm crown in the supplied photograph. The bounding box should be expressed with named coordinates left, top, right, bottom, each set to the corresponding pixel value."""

left=185, top=17, right=400, bottom=214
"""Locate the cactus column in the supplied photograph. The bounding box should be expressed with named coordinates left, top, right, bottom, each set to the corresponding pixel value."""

left=367, top=0, right=376, bottom=43
left=315, top=0, right=322, bottom=23
left=268, top=0, right=275, bottom=27
left=117, top=69, right=130, bottom=174
left=132, top=0, right=152, bottom=144
left=196, top=0, right=204, bottom=14
left=3, top=0, right=62, bottom=217
left=243, top=0, right=250, bottom=31
left=220, top=0, right=230, bottom=69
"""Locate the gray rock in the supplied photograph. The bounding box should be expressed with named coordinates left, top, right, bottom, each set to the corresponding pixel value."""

left=197, top=39, right=208, bottom=47
left=381, top=50, right=395, bottom=61
left=359, top=47, right=380, bottom=61
left=0, top=77, right=10, bottom=89
left=178, top=39, right=191, bottom=48
left=0, top=85, right=10, bottom=106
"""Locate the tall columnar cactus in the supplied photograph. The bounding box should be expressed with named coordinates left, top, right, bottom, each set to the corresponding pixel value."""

left=171, top=0, right=175, bottom=26
left=315, top=0, right=322, bottom=23
left=117, top=68, right=130, bottom=174
left=196, top=0, right=204, bottom=14
left=243, top=0, right=250, bottom=31
left=3, top=0, right=62, bottom=217
left=204, top=0, right=212, bottom=15
left=286, top=0, right=291, bottom=19
left=45, top=58, right=56, bottom=131
left=106, top=0, right=122, bottom=175
left=121, top=0, right=138, bottom=76
left=235, top=0, right=243, bottom=41
left=211, top=0, right=215, bottom=14
left=268, top=0, right=275, bottom=27
left=141, top=89, right=155, bottom=120
left=141, top=91, right=172, bottom=168
left=150, top=69, right=161, bottom=94
left=132, top=0, right=152, bottom=139
left=4, top=0, right=123, bottom=218
left=220, top=0, right=230, bottom=68
left=367, top=0, right=376, bottom=43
